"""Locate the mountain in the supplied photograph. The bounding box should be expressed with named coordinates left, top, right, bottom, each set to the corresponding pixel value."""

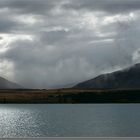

left=74, top=63, right=140, bottom=89
left=0, top=77, right=22, bottom=89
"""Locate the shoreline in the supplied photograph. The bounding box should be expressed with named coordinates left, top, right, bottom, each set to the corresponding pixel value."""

left=0, top=89, right=139, bottom=103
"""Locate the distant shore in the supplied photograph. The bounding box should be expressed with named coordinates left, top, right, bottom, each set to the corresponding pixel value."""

left=0, top=89, right=140, bottom=103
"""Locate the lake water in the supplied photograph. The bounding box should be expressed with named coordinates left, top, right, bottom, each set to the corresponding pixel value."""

left=0, top=104, right=140, bottom=137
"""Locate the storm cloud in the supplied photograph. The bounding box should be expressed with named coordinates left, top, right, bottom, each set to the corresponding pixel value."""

left=0, top=0, right=140, bottom=88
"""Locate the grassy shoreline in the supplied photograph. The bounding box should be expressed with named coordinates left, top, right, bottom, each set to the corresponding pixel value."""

left=0, top=89, right=140, bottom=103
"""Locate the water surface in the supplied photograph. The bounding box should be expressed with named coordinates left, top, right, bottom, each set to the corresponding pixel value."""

left=0, top=104, right=140, bottom=137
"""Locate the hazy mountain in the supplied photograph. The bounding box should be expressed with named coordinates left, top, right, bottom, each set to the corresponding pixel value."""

left=0, top=77, right=22, bottom=89
left=74, top=63, right=140, bottom=89
left=49, top=82, right=78, bottom=89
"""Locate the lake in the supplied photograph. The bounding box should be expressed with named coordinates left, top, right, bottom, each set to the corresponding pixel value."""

left=0, top=104, right=140, bottom=137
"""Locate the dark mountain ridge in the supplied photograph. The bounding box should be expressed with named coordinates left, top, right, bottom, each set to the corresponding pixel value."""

left=74, top=63, right=140, bottom=89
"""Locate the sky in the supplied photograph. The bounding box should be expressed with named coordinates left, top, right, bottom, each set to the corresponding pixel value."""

left=0, top=0, right=140, bottom=88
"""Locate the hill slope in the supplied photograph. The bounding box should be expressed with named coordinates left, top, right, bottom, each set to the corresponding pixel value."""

left=74, top=63, right=140, bottom=89
left=0, top=77, right=21, bottom=89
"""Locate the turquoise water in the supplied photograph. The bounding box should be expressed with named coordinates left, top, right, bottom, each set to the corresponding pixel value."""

left=0, top=104, right=140, bottom=137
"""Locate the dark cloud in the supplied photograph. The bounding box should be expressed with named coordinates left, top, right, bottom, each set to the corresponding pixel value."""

left=0, top=0, right=57, bottom=15
left=0, top=0, right=140, bottom=16
left=0, top=16, right=22, bottom=33
left=63, top=0, right=140, bottom=14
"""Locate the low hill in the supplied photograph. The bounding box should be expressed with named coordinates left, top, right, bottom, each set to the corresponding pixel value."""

left=0, top=77, right=22, bottom=89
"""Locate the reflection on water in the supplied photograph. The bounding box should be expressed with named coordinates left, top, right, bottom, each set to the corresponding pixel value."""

left=0, top=104, right=140, bottom=137
left=0, top=106, right=42, bottom=137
